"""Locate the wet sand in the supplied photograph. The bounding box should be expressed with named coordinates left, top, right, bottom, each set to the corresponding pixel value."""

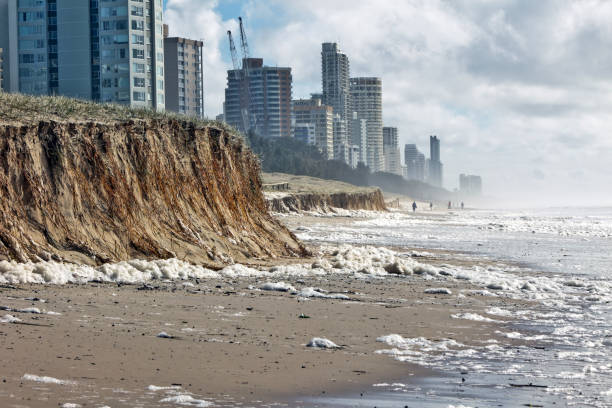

left=0, top=259, right=528, bottom=407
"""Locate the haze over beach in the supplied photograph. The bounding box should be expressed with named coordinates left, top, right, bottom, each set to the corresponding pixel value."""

left=164, top=0, right=612, bottom=207
left=0, top=1, right=611, bottom=408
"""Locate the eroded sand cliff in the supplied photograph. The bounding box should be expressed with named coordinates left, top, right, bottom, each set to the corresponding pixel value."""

left=0, top=94, right=305, bottom=266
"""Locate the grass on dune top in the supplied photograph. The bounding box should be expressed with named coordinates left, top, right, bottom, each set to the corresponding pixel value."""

left=262, top=172, right=378, bottom=194
left=0, top=92, right=236, bottom=134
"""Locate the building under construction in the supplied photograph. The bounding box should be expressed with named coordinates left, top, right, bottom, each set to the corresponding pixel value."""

left=224, top=18, right=292, bottom=138
left=224, top=58, right=292, bottom=138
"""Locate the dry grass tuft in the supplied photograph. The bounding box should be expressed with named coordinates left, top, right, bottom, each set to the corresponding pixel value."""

left=0, top=92, right=239, bottom=135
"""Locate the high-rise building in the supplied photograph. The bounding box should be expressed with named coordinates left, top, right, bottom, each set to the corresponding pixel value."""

left=415, top=153, right=425, bottom=181
left=460, top=174, right=482, bottom=196
left=292, top=96, right=333, bottom=158
left=430, top=135, right=440, bottom=162
left=428, top=135, right=443, bottom=187
left=349, top=111, right=367, bottom=167
left=350, top=77, right=383, bottom=172
left=98, top=0, right=166, bottom=109
left=404, top=143, right=425, bottom=181
left=0, top=0, right=17, bottom=92
left=383, top=127, right=401, bottom=175
left=0, top=0, right=165, bottom=109
left=333, top=113, right=349, bottom=163
left=293, top=122, right=316, bottom=145
left=224, top=58, right=292, bottom=138
left=0, top=47, right=3, bottom=90
left=383, top=126, right=397, bottom=147
left=321, top=42, right=350, bottom=125
left=164, top=34, right=204, bottom=117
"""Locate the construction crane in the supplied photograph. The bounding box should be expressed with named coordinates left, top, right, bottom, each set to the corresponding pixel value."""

left=227, top=30, right=249, bottom=134
left=238, top=17, right=250, bottom=61
left=227, top=30, right=239, bottom=70
left=238, top=16, right=256, bottom=135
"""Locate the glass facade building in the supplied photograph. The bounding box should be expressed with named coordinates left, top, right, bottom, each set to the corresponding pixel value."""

left=2, top=0, right=164, bottom=109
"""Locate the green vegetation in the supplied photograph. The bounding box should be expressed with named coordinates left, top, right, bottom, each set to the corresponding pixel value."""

left=248, top=131, right=450, bottom=201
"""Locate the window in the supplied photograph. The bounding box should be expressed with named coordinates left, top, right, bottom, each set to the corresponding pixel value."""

left=19, top=54, right=35, bottom=63
left=131, top=34, right=144, bottom=45
left=133, top=77, right=145, bottom=87
left=157, top=79, right=163, bottom=89
left=101, top=6, right=127, bottom=17
left=19, top=25, right=44, bottom=36
left=131, top=20, right=144, bottom=31
left=19, top=39, right=39, bottom=49
left=119, top=48, right=127, bottom=58
left=132, top=48, right=144, bottom=59
left=18, top=0, right=44, bottom=7
left=156, top=52, right=163, bottom=62
left=133, top=91, right=145, bottom=101
left=131, top=6, right=143, bottom=16
left=20, top=11, right=45, bottom=22
left=133, top=63, right=145, bottom=73
left=156, top=66, right=163, bottom=76
left=102, top=78, right=112, bottom=88
left=114, top=34, right=128, bottom=44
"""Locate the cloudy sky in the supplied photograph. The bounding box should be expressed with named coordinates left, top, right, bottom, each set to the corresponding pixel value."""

left=164, top=0, right=612, bottom=206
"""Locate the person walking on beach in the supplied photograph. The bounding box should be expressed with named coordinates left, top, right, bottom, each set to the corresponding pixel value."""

left=448, top=201, right=452, bottom=210
left=461, top=201, right=464, bottom=210
left=412, top=201, right=417, bottom=212
left=429, top=202, right=433, bottom=210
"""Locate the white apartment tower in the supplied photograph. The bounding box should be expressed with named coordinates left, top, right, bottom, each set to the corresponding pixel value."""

left=383, top=126, right=402, bottom=176
left=349, top=111, right=367, bottom=166
left=350, top=77, right=383, bottom=172
left=321, top=42, right=350, bottom=124
left=292, top=96, right=333, bottom=158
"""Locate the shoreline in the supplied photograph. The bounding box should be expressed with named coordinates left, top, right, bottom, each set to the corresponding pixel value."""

left=0, top=238, right=527, bottom=407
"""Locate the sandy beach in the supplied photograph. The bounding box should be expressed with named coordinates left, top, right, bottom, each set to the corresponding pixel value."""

left=0, top=224, right=531, bottom=408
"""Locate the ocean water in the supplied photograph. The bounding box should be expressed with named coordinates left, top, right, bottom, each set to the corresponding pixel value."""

left=1, top=207, right=610, bottom=407
left=296, top=207, right=612, bottom=407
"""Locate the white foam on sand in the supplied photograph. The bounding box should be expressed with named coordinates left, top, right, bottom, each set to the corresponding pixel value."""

left=298, top=287, right=349, bottom=300
left=22, top=374, right=76, bottom=385
left=261, top=281, right=296, bottom=292
left=148, top=384, right=182, bottom=391
left=306, top=337, right=341, bottom=349
left=60, top=404, right=81, bottom=408
left=1, top=314, right=21, bottom=323
left=451, top=313, right=499, bottom=323
left=159, top=394, right=213, bottom=407
left=0, top=244, right=435, bottom=285
left=485, top=307, right=514, bottom=317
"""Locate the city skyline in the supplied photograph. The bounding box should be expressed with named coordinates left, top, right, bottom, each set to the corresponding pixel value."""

left=163, top=0, right=612, bottom=204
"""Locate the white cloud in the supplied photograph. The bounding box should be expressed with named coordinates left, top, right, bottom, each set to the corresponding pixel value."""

left=164, top=0, right=237, bottom=118
left=166, top=0, right=612, bottom=205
